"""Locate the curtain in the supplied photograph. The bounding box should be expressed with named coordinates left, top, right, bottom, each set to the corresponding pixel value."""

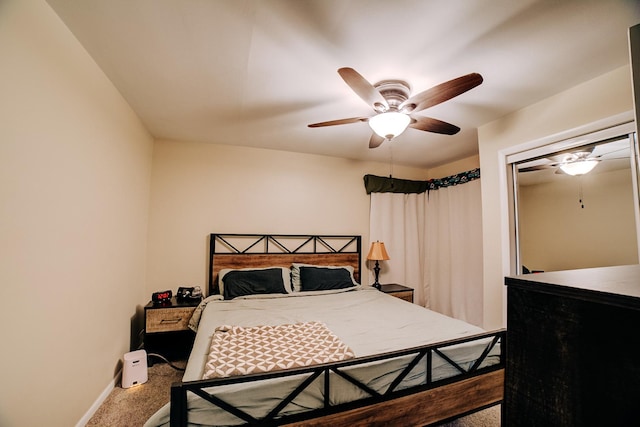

left=367, top=171, right=483, bottom=326
left=425, top=179, right=483, bottom=325
left=369, top=192, right=428, bottom=306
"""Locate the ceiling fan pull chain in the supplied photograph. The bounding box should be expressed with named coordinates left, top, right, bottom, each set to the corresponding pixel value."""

left=578, top=180, right=585, bottom=209
left=389, top=144, right=394, bottom=179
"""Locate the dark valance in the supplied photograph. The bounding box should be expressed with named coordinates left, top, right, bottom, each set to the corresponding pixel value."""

left=364, top=168, right=480, bottom=194
left=363, top=175, right=429, bottom=194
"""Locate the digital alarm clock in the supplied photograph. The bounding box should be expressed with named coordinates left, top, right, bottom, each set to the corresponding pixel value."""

left=152, top=290, right=172, bottom=304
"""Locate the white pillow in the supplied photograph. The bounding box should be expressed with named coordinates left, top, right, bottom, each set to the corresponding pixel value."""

left=218, top=267, right=292, bottom=296
left=290, top=263, right=358, bottom=292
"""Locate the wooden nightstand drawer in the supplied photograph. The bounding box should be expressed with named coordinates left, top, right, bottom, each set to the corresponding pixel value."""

left=146, top=306, right=195, bottom=333
left=391, top=290, right=414, bottom=302
left=379, top=284, right=414, bottom=303
left=144, top=297, right=200, bottom=361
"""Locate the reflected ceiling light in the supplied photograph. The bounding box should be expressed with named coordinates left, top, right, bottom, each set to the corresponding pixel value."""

left=559, top=159, right=599, bottom=176
left=368, top=112, right=411, bottom=140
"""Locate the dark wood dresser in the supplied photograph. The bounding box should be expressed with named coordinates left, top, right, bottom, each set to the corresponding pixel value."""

left=504, top=265, right=640, bottom=426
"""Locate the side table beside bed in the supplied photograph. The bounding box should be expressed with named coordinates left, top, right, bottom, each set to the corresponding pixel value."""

left=144, top=297, right=200, bottom=363
left=379, top=283, right=414, bottom=303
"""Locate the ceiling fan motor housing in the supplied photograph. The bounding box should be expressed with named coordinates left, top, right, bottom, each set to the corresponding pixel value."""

left=374, top=80, right=411, bottom=112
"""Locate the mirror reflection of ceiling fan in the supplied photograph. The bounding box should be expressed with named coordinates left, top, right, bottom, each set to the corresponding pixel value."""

left=517, top=137, right=631, bottom=177
left=308, top=67, right=483, bottom=148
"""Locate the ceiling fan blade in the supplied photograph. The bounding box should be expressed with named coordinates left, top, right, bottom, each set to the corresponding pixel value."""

left=400, top=73, right=483, bottom=113
left=338, top=67, right=389, bottom=112
left=518, top=165, right=555, bottom=173
left=308, top=117, right=369, bottom=128
left=410, top=117, right=460, bottom=135
left=369, top=133, right=385, bottom=149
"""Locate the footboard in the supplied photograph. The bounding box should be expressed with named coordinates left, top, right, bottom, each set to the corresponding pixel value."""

left=170, top=329, right=506, bottom=427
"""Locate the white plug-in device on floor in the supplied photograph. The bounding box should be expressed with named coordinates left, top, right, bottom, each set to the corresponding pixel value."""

left=122, top=349, right=148, bottom=388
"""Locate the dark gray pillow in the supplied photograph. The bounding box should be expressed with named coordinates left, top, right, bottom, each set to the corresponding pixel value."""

left=299, top=267, right=354, bottom=291
left=223, top=268, right=287, bottom=299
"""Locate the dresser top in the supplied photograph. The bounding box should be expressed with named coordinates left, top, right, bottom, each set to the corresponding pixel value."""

left=505, top=264, right=640, bottom=309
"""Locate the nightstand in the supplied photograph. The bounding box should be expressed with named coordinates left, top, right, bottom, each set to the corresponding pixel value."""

left=144, top=297, right=200, bottom=361
left=379, top=283, right=414, bottom=303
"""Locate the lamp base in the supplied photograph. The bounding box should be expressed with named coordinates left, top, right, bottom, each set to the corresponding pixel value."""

left=373, top=261, right=382, bottom=290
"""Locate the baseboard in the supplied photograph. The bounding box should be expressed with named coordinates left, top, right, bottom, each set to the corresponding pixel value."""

left=75, top=368, right=122, bottom=427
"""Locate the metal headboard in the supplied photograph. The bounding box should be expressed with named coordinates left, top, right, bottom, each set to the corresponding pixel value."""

left=208, top=234, right=361, bottom=295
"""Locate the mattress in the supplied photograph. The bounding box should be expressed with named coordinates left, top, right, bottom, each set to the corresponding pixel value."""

left=145, top=287, right=500, bottom=426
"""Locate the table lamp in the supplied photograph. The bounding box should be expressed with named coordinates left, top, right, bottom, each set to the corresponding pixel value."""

left=367, top=241, right=390, bottom=290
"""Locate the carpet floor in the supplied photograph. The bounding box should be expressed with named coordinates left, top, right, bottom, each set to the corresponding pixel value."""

left=87, top=361, right=500, bottom=426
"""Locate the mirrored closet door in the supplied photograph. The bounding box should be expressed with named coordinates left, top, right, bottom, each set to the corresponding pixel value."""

left=509, top=122, right=640, bottom=274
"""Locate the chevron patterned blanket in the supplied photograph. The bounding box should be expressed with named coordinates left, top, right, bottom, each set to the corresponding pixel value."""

left=202, top=321, right=355, bottom=379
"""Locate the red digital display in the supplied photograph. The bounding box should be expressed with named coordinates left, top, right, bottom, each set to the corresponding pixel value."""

left=152, top=290, right=172, bottom=303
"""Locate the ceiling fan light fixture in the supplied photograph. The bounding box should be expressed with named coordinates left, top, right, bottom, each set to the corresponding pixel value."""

left=559, top=159, right=599, bottom=176
left=368, top=112, right=411, bottom=140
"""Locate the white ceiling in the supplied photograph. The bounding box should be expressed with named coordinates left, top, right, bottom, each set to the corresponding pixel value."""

left=46, top=0, right=640, bottom=169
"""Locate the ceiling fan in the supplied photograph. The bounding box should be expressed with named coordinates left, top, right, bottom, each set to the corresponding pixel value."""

left=518, top=149, right=597, bottom=176
left=518, top=138, right=630, bottom=176
left=308, top=67, right=483, bottom=148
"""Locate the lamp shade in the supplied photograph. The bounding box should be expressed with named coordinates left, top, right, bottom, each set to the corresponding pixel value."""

left=368, top=112, right=411, bottom=140
left=559, top=159, right=599, bottom=176
left=367, top=241, right=390, bottom=261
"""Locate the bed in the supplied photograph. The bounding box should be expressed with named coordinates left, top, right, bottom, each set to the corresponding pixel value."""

left=144, top=234, right=505, bottom=427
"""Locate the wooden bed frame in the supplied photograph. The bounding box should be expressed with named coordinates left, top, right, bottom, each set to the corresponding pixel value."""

left=169, top=234, right=505, bottom=427
left=208, top=234, right=362, bottom=295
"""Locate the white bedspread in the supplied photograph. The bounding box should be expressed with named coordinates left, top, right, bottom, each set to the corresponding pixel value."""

left=145, top=287, right=499, bottom=427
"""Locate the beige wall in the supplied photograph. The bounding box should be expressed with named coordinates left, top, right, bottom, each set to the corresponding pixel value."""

left=427, top=154, right=480, bottom=179
left=0, top=1, right=153, bottom=426
left=478, top=65, right=635, bottom=329
left=146, top=140, right=430, bottom=295
left=519, top=168, right=638, bottom=271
